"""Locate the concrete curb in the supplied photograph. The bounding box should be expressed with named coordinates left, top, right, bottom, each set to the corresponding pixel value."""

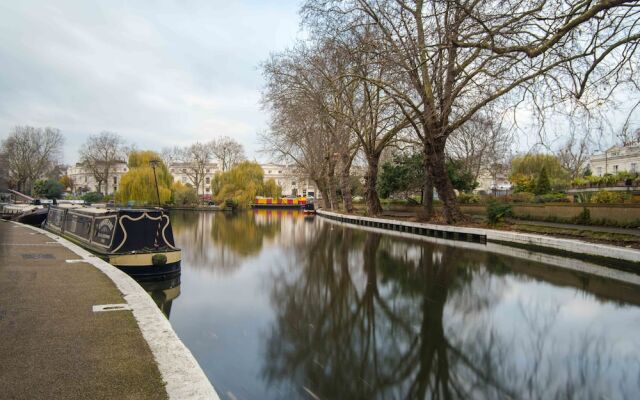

left=317, top=210, right=640, bottom=264
left=17, top=222, right=219, bottom=400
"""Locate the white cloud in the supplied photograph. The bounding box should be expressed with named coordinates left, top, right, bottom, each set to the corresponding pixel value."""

left=0, top=0, right=303, bottom=163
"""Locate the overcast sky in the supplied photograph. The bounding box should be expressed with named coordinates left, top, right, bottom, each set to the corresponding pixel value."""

left=1, top=0, right=637, bottom=166
left=0, top=0, right=303, bottom=164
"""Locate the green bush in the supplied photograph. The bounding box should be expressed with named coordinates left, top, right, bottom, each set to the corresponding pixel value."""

left=224, top=199, right=238, bottom=210
left=81, top=192, right=104, bottom=203
left=535, top=193, right=569, bottom=203
left=32, top=179, right=64, bottom=199
left=575, top=207, right=591, bottom=224
left=590, top=190, right=623, bottom=204
left=511, top=192, right=535, bottom=203
left=486, top=201, right=512, bottom=225
left=534, top=167, right=552, bottom=195
left=457, top=192, right=481, bottom=204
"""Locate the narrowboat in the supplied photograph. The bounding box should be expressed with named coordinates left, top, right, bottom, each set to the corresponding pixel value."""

left=44, top=204, right=181, bottom=278
left=303, top=203, right=316, bottom=214
left=251, top=196, right=307, bottom=208
left=1, top=203, right=49, bottom=226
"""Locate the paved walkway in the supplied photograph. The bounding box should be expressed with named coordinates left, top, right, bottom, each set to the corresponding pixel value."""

left=0, top=220, right=168, bottom=400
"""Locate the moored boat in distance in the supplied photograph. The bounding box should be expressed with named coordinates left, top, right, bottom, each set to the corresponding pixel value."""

left=1, top=202, right=49, bottom=226
left=44, top=204, right=181, bottom=278
left=251, top=196, right=307, bottom=208
left=303, top=202, right=316, bottom=214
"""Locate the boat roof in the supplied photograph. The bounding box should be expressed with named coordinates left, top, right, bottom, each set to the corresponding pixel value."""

left=53, top=204, right=162, bottom=214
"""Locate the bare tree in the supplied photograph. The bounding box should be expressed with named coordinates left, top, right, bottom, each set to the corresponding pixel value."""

left=616, top=99, right=640, bottom=146
left=447, top=113, right=513, bottom=183
left=305, top=0, right=640, bottom=222
left=160, top=146, right=182, bottom=168
left=557, top=134, right=591, bottom=179
left=1, top=126, right=64, bottom=193
left=79, top=132, right=127, bottom=194
left=262, top=43, right=348, bottom=210
left=263, top=38, right=409, bottom=214
left=210, top=136, right=246, bottom=171
left=177, top=142, right=214, bottom=196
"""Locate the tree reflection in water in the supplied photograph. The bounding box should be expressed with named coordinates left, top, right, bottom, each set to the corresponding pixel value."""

left=262, top=223, right=637, bottom=399
left=171, top=210, right=281, bottom=274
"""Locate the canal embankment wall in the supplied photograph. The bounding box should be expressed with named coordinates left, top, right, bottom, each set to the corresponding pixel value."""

left=317, top=209, right=640, bottom=265
left=19, top=222, right=220, bottom=400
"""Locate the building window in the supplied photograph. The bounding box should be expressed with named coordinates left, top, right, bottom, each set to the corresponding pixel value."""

left=113, top=176, right=117, bottom=184
left=278, top=170, right=282, bottom=174
left=113, top=185, right=117, bottom=192
left=182, top=168, right=186, bottom=173
left=206, top=169, right=210, bottom=173
left=597, top=167, right=602, bottom=176
left=291, top=181, right=296, bottom=186
left=268, top=170, right=271, bottom=174
left=206, top=187, right=210, bottom=193
left=631, top=163, right=637, bottom=173
left=206, top=177, right=210, bottom=184
left=613, top=165, right=619, bottom=173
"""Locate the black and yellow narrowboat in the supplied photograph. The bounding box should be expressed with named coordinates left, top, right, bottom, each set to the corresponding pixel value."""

left=44, top=204, right=181, bottom=278
left=251, top=196, right=307, bottom=208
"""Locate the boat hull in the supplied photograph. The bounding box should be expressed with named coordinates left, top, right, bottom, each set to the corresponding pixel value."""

left=115, top=260, right=181, bottom=279
left=16, top=208, right=48, bottom=226
left=251, top=204, right=303, bottom=209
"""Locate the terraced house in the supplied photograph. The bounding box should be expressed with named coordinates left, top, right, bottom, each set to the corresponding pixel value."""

left=590, top=142, right=640, bottom=176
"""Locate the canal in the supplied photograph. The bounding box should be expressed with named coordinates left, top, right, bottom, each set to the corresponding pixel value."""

left=154, top=210, right=640, bottom=399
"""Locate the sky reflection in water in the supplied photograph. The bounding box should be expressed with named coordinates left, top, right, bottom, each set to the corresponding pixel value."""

left=167, top=210, right=640, bottom=400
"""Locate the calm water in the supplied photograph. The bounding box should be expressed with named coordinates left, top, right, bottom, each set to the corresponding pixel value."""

left=159, top=210, right=640, bottom=400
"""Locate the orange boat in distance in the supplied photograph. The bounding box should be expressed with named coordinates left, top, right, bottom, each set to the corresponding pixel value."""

left=251, top=196, right=307, bottom=208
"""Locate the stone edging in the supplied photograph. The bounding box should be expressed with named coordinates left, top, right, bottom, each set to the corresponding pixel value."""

left=17, top=222, right=220, bottom=400
left=316, top=210, right=640, bottom=264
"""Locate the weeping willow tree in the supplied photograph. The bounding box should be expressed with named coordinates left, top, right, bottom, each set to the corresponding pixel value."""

left=213, top=161, right=282, bottom=207
left=116, top=151, right=173, bottom=205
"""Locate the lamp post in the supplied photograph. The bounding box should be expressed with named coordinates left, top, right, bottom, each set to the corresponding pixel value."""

left=149, top=159, right=161, bottom=207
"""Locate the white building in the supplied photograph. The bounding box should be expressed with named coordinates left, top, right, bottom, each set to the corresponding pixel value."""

left=67, top=161, right=128, bottom=195
left=168, top=162, right=221, bottom=196
left=261, top=163, right=318, bottom=197
left=590, top=143, right=640, bottom=176
left=474, top=166, right=511, bottom=194
left=68, top=159, right=319, bottom=199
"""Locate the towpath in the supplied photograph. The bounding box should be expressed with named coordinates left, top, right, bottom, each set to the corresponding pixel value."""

left=0, top=220, right=168, bottom=399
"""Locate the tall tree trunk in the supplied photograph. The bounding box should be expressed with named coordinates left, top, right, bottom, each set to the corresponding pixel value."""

left=420, top=146, right=434, bottom=220
left=339, top=152, right=354, bottom=213
left=327, top=162, right=337, bottom=210
left=320, top=186, right=332, bottom=209
left=425, top=138, right=464, bottom=224
left=364, top=155, right=383, bottom=216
